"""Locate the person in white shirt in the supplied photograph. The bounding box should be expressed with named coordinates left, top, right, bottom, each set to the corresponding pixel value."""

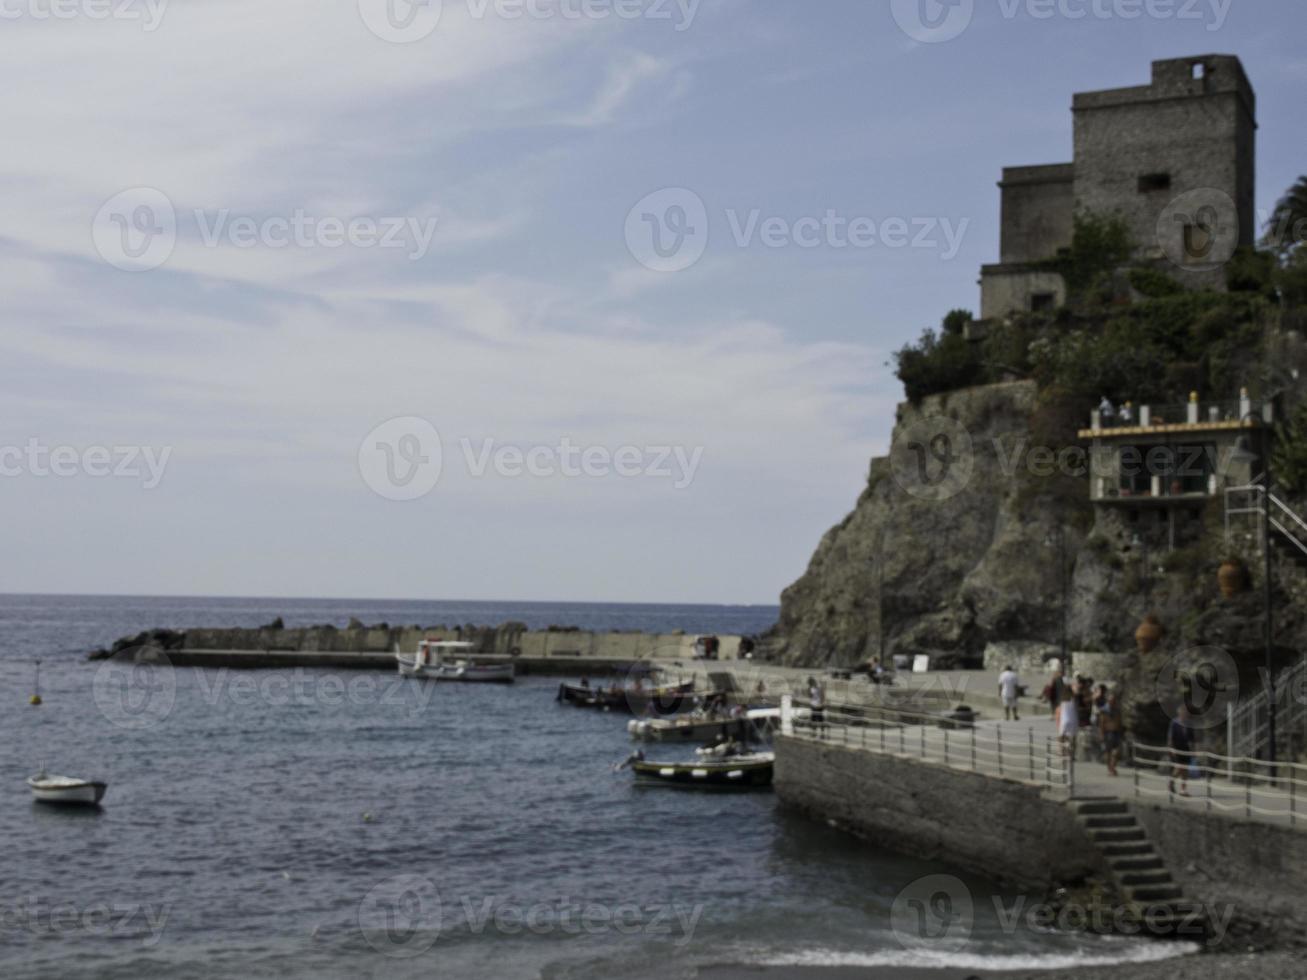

left=998, top=666, right=1021, bottom=721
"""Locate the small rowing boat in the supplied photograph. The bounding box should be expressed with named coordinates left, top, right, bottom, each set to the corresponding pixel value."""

left=27, top=773, right=107, bottom=807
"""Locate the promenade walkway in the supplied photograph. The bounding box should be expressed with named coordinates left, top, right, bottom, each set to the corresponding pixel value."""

left=791, top=709, right=1307, bottom=832
left=679, top=659, right=1305, bottom=831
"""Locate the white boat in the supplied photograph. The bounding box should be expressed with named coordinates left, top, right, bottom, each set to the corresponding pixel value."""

left=27, top=773, right=107, bottom=806
left=396, top=640, right=515, bottom=684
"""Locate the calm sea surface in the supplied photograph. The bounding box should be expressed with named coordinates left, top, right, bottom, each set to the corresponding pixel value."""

left=1, top=595, right=1190, bottom=978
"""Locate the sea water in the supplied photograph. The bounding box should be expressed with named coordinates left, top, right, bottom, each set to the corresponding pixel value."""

left=0, top=595, right=1193, bottom=978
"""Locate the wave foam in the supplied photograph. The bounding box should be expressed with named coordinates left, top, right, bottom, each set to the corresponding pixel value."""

left=752, top=943, right=1200, bottom=971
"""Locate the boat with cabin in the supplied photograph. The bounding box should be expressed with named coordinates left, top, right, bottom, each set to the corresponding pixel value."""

left=396, top=640, right=515, bottom=684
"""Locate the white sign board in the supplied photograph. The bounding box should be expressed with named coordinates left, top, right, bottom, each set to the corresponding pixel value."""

left=912, top=654, right=931, bottom=674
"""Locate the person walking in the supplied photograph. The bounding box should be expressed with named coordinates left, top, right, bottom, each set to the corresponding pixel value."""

left=1058, top=685, right=1080, bottom=759
left=807, top=677, right=825, bottom=738
left=998, top=665, right=1021, bottom=721
left=1168, top=707, right=1195, bottom=797
left=1099, top=690, right=1123, bottom=777
left=1043, top=663, right=1065, bottom=727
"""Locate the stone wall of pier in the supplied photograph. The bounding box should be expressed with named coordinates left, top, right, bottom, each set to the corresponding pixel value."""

left=182, top=625, right=745, bottom=661
left=1134, top=803, right=1307, bottom=942
left=96, top=623, right=746, bottom=670
left=773, top=735, right=1098, bottom=890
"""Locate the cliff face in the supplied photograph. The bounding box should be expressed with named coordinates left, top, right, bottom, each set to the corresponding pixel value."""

left=768, top=379, right=1307, bottom=684
left=771, top=381, right=1080, bottom=667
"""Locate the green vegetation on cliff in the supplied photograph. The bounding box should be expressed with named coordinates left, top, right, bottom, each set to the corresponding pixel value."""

left=1273, top=402, right=1307, bottom=495
left=895, top=185, right=1307, bottom=410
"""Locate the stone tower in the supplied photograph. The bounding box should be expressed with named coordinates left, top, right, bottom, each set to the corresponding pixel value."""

left=980, top=55, right=1257, bottom=320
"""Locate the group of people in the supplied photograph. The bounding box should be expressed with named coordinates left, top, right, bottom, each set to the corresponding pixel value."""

left=1040, top=669, right=1124, bottom=774
left=1098, top=396, right=1135, bottom=426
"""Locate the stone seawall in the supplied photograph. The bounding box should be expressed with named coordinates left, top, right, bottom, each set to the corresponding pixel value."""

left=773, top=735, right=1097, bottom=891
left=1134, top=804, right=1307, bottom=942
left=774, top=736, right=1307, bottom=948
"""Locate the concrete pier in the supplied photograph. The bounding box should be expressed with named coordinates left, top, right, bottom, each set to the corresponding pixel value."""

left=95, top=624, right=751, bottom=677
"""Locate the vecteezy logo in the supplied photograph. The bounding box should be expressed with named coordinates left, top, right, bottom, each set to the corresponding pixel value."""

left=92, top=187, right=177, bottom=272
left=358, top=874, right=441, bottom=957
left=624, top=188, right=709, bottom=273
left=358, top=417, right=443, bottom=501
left=92, top=656, right=177, bottom=730
left=358, top=0, right=442, bottom=43
left=891, top=0, right=974, bottom=43
left=1157, top=188, right=1240, bottom=273
left=890, top=415, right=974, bottom=502
left=890, top=874, right=974, bottom=949
left=1154, top=646, right=1240, bottom=731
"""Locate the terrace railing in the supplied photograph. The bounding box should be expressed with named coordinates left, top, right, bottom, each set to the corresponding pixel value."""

left=1091, top=398, right=1272, bottom=432
left=1128, top=742, right=1307, bottom=830
left=786, top=702, right=1074, bottom=797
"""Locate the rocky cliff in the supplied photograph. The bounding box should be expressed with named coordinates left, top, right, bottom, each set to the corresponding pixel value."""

left=768, top=378, right=1307, bottom=743
left=770, top=380, right=1080, bottom=668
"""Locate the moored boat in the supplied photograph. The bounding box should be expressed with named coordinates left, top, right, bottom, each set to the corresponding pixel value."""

left=628, top=715, right=750, bottom=742
left=27, top=773, right=107, bottom=807
left=556, top=679, right=694, bottom=715
left=622, top=751, right=774, bottom=790
left=628, top=706, right=787, bottom=742
left=396, top=641, right=515, bottom=684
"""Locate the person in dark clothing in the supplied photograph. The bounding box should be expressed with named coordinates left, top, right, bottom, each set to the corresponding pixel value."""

left=807, top=677, right=825, bottom=736
left=1168, top=707, right=1195, bottom=797
left=1098, top=691, right=1123, bottom=776
left=1043, top=668, right=1066, bottom=726
left=1075, top=677, right=1093, bottom=729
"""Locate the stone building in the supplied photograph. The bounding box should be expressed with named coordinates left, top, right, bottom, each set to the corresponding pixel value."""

left=1078, top=390, right=1273, bottom=550
left=980, top=55, right=1257, bottom=320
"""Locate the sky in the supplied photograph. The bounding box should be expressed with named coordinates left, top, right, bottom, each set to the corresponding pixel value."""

left=0, top=0, right=1304, bottom=605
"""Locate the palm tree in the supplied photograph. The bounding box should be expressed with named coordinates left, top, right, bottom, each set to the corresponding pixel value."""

left=1264, top=176, right=1307, bottom=260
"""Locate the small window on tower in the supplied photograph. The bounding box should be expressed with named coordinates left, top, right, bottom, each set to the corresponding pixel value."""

left=1138, top=173, right=1172, bottom=193
left=1192, top=63, right=1206, bottom=80
left=1030, top=292, right=1056, bottom=313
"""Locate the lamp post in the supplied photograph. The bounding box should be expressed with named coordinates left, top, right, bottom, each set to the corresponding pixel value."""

left=1263, top=480, right=1277, bottom=767
left=1046, top=528, right=1070, bottom=678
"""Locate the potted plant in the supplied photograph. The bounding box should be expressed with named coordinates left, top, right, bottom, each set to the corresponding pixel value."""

left=1135, top=614, right=1164, bottom=654
left=1218, top=558, right=1249, bottom=598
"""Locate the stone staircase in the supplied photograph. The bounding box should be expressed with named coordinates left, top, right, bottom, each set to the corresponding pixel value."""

left=1073, top=798, right=1208, bottom=937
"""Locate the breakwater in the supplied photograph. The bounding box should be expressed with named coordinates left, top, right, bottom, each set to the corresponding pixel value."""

left=89, top=621, right=750, bottom=675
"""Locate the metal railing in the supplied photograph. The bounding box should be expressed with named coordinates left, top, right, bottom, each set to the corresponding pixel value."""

left=1227, top=659, right=1307, bottom=762
left=1226, top=485, right=1307, bottom=560
left=1223, top=486, right=1307, bottom=762
left=1129, top=742, right=1307, bottom=829
left=788, top=704, right=1074, bottom=796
